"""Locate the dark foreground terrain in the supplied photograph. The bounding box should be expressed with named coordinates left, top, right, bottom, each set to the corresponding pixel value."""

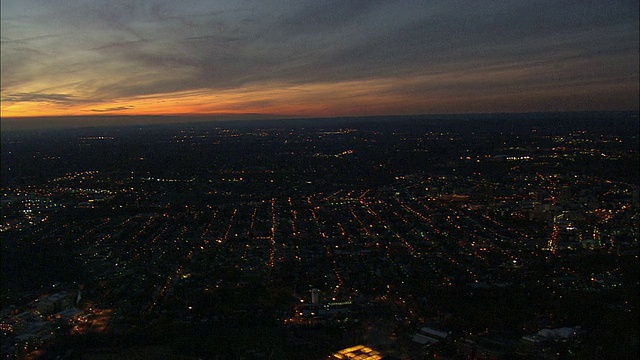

left=1, top=112, right=638, bottom=359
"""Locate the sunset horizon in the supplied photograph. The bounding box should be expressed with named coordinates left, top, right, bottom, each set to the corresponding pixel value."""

left=1, top=2, right=638, bottom=356
left=2, top=1, right=638, bottom=126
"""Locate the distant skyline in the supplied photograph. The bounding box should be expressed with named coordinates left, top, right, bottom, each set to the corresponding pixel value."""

left=1, top=1, right=638, bottom=123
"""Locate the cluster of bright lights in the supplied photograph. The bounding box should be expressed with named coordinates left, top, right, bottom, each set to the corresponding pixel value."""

left=331, top=345, right=383, bottom=360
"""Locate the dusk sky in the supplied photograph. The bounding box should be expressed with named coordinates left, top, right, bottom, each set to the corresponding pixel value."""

left=1, top=0, right=638, bottom=121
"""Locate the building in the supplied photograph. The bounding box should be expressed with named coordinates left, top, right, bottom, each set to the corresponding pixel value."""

left=330, top=345, right=384, bottom=360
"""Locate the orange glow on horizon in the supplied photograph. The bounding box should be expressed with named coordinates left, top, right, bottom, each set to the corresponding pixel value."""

left=1, top=78, right=424, bottom=119
left=3, top=69, right=636, bottom=119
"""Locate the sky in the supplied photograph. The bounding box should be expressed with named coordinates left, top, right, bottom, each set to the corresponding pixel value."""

left=1, top=0, right=638, bottom=123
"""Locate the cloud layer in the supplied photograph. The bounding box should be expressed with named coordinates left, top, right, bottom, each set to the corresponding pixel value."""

left=1, top=0, right=638, bottom=118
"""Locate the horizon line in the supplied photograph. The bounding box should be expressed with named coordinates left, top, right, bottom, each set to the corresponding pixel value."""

left=1, top=110, right=638, bottom=132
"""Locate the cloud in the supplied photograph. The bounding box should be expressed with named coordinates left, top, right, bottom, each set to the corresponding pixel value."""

left=0, top=34, right=65, bottom=45
left=2, top=92, right=80, bottom=104
left=89, top=40, right=147, bottom=52
left=89, top=106, right=135, bottom=112
left=1, top=0, right=638, bottom=116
